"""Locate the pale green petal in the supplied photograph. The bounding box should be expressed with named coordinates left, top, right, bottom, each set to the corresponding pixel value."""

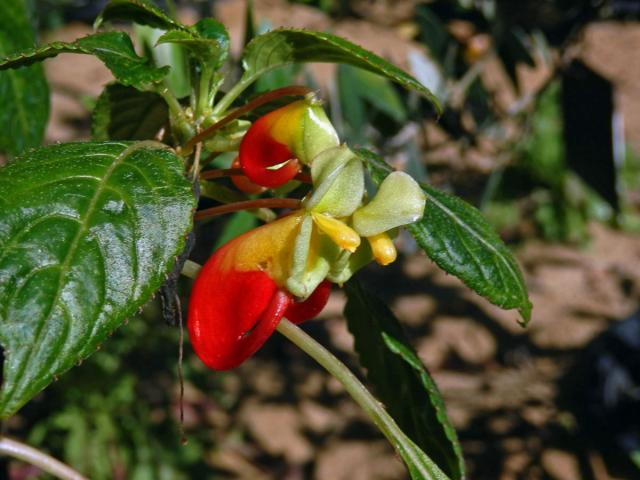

left=286, top=215, right=332, bottom=299
left=305, top=145, right=364, bottom=217
left=352, top=171, right=426, bottom=237
left=294, top=103, right=339, bottom=164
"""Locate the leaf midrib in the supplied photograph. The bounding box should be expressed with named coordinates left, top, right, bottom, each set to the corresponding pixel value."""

left=2, top=141, right=142, bottom=405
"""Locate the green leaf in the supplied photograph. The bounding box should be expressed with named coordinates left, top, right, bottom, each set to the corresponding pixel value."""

left=339, top=64, right=407, bottom=122
left=0, top=141, right=195, bottom=417
left=157, top=18, right=230, bottom=67
left=214, top=211, right=258, bottom=250
left=241, top=28, right=441, bottom=112
left=92, top=83, right=168, bottom=141
left=0, top=0, right=49, bottom=155
left=344, top=279, right=464, bottom=480
left=95, top=0, right=183, bottom=31
left=0, top=32, right=169, bottom=90
left=358, top=148, right=532, bottom=325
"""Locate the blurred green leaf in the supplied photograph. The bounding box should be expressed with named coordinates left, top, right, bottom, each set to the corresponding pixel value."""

left=0, top=0, right=49, bottom=155
left=0, top=31, right=169, bottom=90
left=214, top=211, right=258, bottom=250
left=345, top=279, right=465, bottom=480
left=135, top=24, right=190, bottom=99
left=93, top=83, right=168, bottom=141
left=241, top=28, right=441, bottom=112
left=338, top=64, right=407, bottom=142
left=0, top=141, right=194, bottom=417
left=358, top=148, right=532, bottom=325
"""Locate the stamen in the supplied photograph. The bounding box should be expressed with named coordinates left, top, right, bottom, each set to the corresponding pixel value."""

left=311, top=213, right=361, bottom=253
left=367, top=233, right=397, bottom=266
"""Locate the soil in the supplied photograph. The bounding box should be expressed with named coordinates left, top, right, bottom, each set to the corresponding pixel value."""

left=36, top=1, right=640, bottom=479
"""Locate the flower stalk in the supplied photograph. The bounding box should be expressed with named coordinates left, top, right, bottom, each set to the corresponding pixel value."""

left=194, top=198, right=301, bottom=221
left=0, top=437, right=87, bottom=480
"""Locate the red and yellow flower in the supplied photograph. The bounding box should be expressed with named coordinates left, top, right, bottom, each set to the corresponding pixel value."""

left=188, top=96, right=426, bottom=370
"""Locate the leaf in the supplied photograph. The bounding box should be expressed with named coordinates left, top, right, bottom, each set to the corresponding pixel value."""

left=358, top=148, right=532, bottom=325
left=214, top=211, right=258, bottom=250
left=157, top=18, right=230, bottom=67
left=95, top=0, right=183, bottom=31
left=344, top=279, right=464, bottom=480
left=0, top=0, right=49, bottom=155
left=135, top=25, right=191, bottom=99
left=0, top=32, right=168, bottom=90
left=0, top=141, right=195, bottom=417
left=241, top=28, right=441, bottom=112
left=92, top=83, right=168, bottom=141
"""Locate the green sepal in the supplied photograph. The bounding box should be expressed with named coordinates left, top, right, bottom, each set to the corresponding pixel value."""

left=353, top=171, right=426, bottom=237
left=306, top=145, right=364, bottom=217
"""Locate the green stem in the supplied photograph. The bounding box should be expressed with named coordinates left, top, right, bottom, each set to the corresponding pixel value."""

left=211, top=74, right=255, bottom=116
left=277, top=320, right=448, bottom=479
left=158, top=87, right=186, bottom=122
left=0, top=437, right=87, bottom=480
left=196, top=65, right=214, bottom=120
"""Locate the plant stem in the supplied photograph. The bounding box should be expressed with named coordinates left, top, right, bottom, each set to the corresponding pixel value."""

left=158, top=87, right=186, bottom=122
left=0, top=437, right=87, bottom=480
left=194, top=198, right=301, bottom=220
left=275, top=319, right=443, bottom=477
left=210, top=75, right=254, bottom=116
left=196, top=65, right=214, bottom=120
left=200, top=168, right=311, bottom=184
left=186, top=85, right=313, bottom=150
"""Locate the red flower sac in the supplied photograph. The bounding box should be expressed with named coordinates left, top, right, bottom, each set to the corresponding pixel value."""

left=188, top=215, right=331, bottom=370
left=238, top=99, right=338, bottom=188
left=238, top=103, right=302, bottom=188
left=286, top=280, right=332, bottom=324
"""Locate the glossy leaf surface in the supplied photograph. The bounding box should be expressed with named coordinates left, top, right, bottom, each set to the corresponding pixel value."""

left=345, top=279, right=464, bottom=480
left=0, top=32, right=168, bottom=90
left=0, top=0, right=49, bottom=155
left=92, top=83, right=168, bottom=141
left=242, top=29, right=441, bottom=112
left=0, top=141, right=194, bottom=417
left=358, top=148, right=532, bottom=324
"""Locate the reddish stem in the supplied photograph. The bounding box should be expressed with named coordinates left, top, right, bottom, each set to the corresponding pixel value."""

left=185, top=85, right=314, bottom=150
left=194, top=198, right=302, bottom=221
left=200, top=168, right=312, bottom=184
left=200, top=168, right=243, bottom=181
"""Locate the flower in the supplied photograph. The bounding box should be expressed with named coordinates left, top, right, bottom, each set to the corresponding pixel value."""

left=188, top=96, right=426, bottom=370
left=238, top=98, right=338, bottom=188
left=188, top=213, right=332, bottom=370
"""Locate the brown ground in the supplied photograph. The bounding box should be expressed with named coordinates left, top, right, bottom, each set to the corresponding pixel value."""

left=39, top=1, right=640, bottom=479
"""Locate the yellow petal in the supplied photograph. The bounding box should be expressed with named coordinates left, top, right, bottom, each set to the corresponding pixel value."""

left=220, top=211, right=305, bottom=287
left=311, top=212, right=361, bottom=253
left=367, top=232, right=397, bottom=266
